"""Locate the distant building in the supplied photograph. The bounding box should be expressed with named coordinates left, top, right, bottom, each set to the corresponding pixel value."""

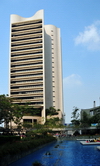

left=9, top=10, right=63, bottom=126
left=81, top=106, right=100, bottom=120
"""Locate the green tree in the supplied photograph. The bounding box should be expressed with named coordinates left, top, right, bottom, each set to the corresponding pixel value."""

left=71, top=107, right=80, bottom=126
left=44, top=107, right=62, bottom=128
left=89, top=107, right=100, bottom=125
left=12, top=102, right=41, bottom=128
left=12, top=104, right=24, bottom=128
left=80, top=111, right=90, bottom=128
left=89, top=113, right=100, bottom=124
left=46, top=107, right=59, bottom=116
left=0, top=95, right=13, bottom=128
left=45, top=117, right=63, bottom=128
left=0, top=95, right=42, bottom=131
left=23, top=105, right=41, bottom=116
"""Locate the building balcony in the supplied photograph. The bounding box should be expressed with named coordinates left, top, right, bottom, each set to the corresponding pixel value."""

left=11, top=38, right=42, bottom=47
left=12, top=28, right=42, bottom=36
left=11, top=69, right=43, bottom=76
left=12, top=99, right=43, bottom=107
left=10, top=92, right=43, bottom=98
left=11, top=63, right=43, bottom=71
left=12, top=19, right=42, bottom=27
left=12, top=97, right=43, bottom=102
left=11, top=33, right=42, bottom=42
left=11, top=59, right=43, bottom=66
left=11, top=53, right=43, bottom=60
left=11, top=80, right=43, bottom=87
left=11, top=48, right=43, bottom=56
left=11, top=43, right=42, bottom=52
left=11, top=75, right=43, bottom=81
left=11, top=86, right=43, bottom=92
left=11, top=46, right=42, bottom=53
left=12, top=101, right=44, bottom=108
left=12, top=22, right=42, bottom=31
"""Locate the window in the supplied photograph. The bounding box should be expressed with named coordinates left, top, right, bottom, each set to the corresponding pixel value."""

left=23, top=119, right=32, bottom=123
left=33, top=119, right=37, bottom=124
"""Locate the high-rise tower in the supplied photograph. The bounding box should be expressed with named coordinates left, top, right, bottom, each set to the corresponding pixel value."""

left=9, top=10, right=63, bottom=125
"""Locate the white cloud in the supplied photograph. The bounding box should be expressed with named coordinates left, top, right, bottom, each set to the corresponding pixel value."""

left=74, top=21, right=100, bottom=50
left=63, top=74, right=82, bottom=88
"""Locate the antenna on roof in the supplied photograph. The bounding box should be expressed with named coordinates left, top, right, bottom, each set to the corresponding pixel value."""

left=93, top=101, right=96, bottom=108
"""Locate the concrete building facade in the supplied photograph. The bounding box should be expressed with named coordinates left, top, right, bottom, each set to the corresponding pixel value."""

left=9, top=10, right=63, bottom=126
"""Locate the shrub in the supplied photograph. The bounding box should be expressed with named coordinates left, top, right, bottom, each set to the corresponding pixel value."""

left=0, top=135, right=56, bottom=159
left=0, top=136, right=20, bottom=145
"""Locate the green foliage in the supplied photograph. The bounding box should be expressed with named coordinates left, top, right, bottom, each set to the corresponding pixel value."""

left=0, top=136, right=20, bottom=145
left=0, top=95, right=24, bottom=128
left=71, top=107, right=80, bottom=126
left=89, top=113, right=100, bottom=124
left=0, top=94, right=42, bottom=130
left=23, top=106, right=41, bottom=116
left=71, top=106, right=100, bottom=129
left=0, top=95, right=62, bottom=132
left=80, top=111, right=90, bottom=127
left=45, top=117, right=63, bottom=128
left=71, top=119, right=80, bottom=126
left=12, top=104, right=41, bottom=128
left=71, top=107, right=79, bottom=120
left=0, top=135, right=56, bottom=159
left=34, top=124, right=43, bottom=130
left=26, top=128, right=51, bottom=138
left=0, top=95, right=13, bottom=127
left=23, top=122, right=33, bottom=129
left=45, top=107, right=62, bottom=128
left=46, top=107, right=59, bottom=116
left=12, top=104, right=24, bottom=127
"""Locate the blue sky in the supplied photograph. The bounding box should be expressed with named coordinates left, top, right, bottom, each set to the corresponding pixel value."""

left=0, top=0, right=100, bottom=123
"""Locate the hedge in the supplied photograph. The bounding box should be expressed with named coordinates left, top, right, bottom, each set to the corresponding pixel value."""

left=0, top=135, right=56, bottom=159
left=0, top=136, right=20, bottom=145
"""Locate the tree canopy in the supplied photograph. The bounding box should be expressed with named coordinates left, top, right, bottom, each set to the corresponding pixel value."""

left=0, top=95, right=41, bottom=129
left=0, top=95, right=62, bottom=131
left=71, top=107, right=80, bottom=126
left=71, top=106, right=100, bottom=128
left=0, top=95, right=13, bottom=127
left=46, top=107, right=60, bottom=116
